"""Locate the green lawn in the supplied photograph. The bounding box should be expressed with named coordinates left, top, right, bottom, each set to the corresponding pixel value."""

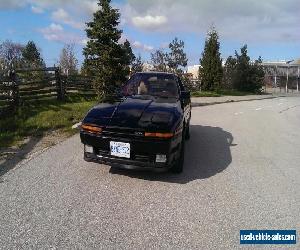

left=191, top=91, right=222, bottom=97
left=0, top=94, right=97, bottom=149
left=191, top=89, right=253, bottom=97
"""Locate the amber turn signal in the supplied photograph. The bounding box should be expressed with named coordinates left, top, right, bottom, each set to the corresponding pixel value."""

left=81, top=124, right=102, bottom=134
left=145, top=132, right=174, bottom=138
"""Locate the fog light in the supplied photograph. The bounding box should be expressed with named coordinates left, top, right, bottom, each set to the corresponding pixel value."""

left=85, top=145, right=93, bottom=153
left=156, top=154, right=166, bottom=163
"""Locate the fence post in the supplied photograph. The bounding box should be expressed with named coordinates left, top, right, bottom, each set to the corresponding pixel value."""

left=55, top=68, right=65, bottom=100
left=10, top=70, right=19, bottom=112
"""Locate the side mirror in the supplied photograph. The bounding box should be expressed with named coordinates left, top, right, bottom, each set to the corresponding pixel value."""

left=180, top=90, right=190, bottom=99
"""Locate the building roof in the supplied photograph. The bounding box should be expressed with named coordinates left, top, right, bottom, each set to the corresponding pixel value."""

left=261, top=59, right=300, bottom=66
left=295, top=59, right=300, bottom=64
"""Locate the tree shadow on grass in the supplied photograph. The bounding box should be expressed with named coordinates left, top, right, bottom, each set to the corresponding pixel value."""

left=109, top=125, right=236, bottom=184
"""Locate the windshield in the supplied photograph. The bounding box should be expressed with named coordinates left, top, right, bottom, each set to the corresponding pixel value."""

left=121, top=73, right=179, bottom=98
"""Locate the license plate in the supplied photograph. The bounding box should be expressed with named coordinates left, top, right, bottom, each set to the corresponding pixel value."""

left=110, top=141, right=130, bottom=158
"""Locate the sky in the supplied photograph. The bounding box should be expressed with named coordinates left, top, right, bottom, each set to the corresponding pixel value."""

left=0, top=0, right=299, bottom=67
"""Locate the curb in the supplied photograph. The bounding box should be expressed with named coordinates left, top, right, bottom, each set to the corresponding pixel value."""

left=191, top=96, right=280, bottom=107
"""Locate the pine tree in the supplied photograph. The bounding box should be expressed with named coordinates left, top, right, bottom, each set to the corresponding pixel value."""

left=223, top=56, right=237, bottom=89
left=233, top=45, right=249, bottom=91
left=21, top=41, right=45, bottom=80
left=131, top=54, right=144, bottom=74
left=233, top=45, right=264, bottom=92
left=150, top=49, right=167, bottom=72
left=166, top=37, right=188, bottom=75
left=81, top=59, right=92, bottom=76
left=22, top=41, right=44, bottom=68
left=83, top=0, right=132, bottom=100
left=123, top=40, right=135, bottom=65
left=199, top=27, right=223, bottom=91
left=166, top=37, right=190, bottom=88
left=121, top=39, right=135, bottom=76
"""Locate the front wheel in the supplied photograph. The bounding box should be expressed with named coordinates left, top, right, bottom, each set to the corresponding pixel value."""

left=185, top=122, right=190, bottom=140
left=171, top=131, right=185, bottom=174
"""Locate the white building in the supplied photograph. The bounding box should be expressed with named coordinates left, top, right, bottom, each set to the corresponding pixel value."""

left=142, top=63, right=154, bottom=72
left=187, top=65, right=201, bottom=79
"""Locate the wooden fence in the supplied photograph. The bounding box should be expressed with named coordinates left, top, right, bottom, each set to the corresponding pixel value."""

left=0, top=67, right=95, bottom=116
left=62, top=74, right=95, bottom=98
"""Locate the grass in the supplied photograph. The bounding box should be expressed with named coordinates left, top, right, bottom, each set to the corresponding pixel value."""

left=191, top=91, right=222, bottom=97
left=0, top=94, right=97, bottom=149
left=191, top=89, right=253, bottom=97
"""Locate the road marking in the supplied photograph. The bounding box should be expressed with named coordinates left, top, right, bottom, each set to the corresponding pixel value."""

left=255, top=108, right=262, bottom=111
left=234, top=111, right=244, bottom=115
left=278, top=103, right=283, bottom=106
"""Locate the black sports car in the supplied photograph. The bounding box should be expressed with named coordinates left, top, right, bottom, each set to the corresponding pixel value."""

left=80, top=72, right=191, bottom=173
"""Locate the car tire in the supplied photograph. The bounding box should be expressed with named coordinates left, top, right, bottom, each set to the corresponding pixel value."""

left=171, top=130, right=185, bottom=174
left=185, top=122, right=190, bottom=140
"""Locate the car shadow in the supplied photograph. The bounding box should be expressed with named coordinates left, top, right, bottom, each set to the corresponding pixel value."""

left=109, top=125, right=235, bottom=184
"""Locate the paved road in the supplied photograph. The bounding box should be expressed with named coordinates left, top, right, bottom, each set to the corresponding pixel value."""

left=1, top=97, right=299, bottom=249
left=191, top=94, right=274, bottom=106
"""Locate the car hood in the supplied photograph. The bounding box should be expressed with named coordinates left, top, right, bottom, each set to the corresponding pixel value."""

left=83, top=96, right=182, bottom=132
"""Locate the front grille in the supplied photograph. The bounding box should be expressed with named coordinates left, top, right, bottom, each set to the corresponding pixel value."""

left=95, top=148, right=154, bottom=163
left=103, top=127, right=144, bottom=138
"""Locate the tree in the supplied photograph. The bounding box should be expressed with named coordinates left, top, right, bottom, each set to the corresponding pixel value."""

left=151, top=49, right=167, bottom=72
left=0, top=40, right=24, bottom=71
left=166, top=37, right=190, bottom=88
left=166, top=37, right=188, bottom=75
left=123, top=40, right=135, bottom=65
left=120, top=39, right=135, bottom=76
left=59, top=44, right=78, bottom=75
left=150, top=38, right=190, bottom=88
left=81, top=59, right=92, bottom=76
left=131, top=54, right=144, bottom=74
left=233, top=45, right=264, bottom=92
left=252, top=56, right=265, bottom=91
left=22, top=41, right=45, bottom=68
left=223, top=56, right=237, bottom=89
left=83, top=0, right=132, bottom=100
left=199, top=27, right=223, bottom=91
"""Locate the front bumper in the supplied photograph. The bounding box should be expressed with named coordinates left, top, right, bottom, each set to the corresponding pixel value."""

left=81, top=130, right=181, bottom=172
left=84, top=151, right=172, bottom=172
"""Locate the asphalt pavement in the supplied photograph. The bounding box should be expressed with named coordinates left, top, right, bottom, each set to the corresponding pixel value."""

left=0, top=96, right=299, bottom=249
